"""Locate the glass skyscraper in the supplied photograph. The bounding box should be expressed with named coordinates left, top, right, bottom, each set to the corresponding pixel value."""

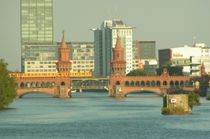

left=21, top=0, right=53, bottom=44
left=21, top=0, right=55, bottom=72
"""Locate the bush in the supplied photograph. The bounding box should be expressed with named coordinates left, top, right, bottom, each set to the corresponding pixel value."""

left=161, top=107, right=171, bottom=114
left=161, top=106, right=187, bottom=115
left=0, top=59, right=16, bottom=109
left=206, top=96, right=210, bottom=100
left=188, top=92, right=200, bottom=108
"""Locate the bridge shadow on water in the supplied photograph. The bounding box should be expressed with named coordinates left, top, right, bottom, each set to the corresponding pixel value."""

left=71, top=91, right=108, bottom=98
left=19, top=93, right=53, bottom=99
left=126, top=91, right=161, bottom=98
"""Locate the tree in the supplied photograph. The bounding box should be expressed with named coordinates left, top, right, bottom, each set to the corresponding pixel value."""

left=127, top=69, right=155, bottom=76
left=0, top=59, right=16, bottom=109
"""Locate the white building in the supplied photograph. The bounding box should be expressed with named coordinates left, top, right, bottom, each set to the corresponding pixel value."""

left=22, top=44, right=58, bottom=73
left=94, top=19, right=133, bottom=77
left=159, top=43, right=210, bottom=76
left=69, top=42, right=94, bottom=72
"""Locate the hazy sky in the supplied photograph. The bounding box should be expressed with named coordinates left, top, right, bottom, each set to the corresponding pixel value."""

left=0, top=0, right=210, bottom=71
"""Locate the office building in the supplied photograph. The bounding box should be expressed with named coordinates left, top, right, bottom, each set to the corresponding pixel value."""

left=69, top=42, right=94, bottom=72
left=23, top=44, right=57, bottom=73
left=133, top=41, right=158, bottom=74
left=93, top=19, right=133, bottom=77
left=158, top=43, right=210, bottom=76
left=21, top=0, right=53, bottom=44
left=20, top=0, right=54, bottom=72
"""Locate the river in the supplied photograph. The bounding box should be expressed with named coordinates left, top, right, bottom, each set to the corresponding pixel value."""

left=0, top=92, right=209, bottom=139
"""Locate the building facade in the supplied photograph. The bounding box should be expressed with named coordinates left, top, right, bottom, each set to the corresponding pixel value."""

left=22, top=44, right=57, bottom=73
left=159, top=43, right=210, bottom=76
left=93, top=19, right=133, bottom=77
left=57, top=42, right=94, bottom=72
left=68, top=42, right=94, bottom=72
left=133, top=41, right=158, bottom=74
left=21, top=0, right=53, bottom=44
left=21, top=0, right=54, bottom=72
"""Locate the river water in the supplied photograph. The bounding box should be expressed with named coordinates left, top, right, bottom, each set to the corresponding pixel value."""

left=0, top=92, right=209, bottom=139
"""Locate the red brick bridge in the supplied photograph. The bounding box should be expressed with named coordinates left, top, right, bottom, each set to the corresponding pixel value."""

left=109, top=71, right=196, bottom=97
left=108, top=35, right=198, bottom=97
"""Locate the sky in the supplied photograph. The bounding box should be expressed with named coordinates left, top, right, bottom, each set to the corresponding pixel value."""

left=0, top=0, right=210, bottom=71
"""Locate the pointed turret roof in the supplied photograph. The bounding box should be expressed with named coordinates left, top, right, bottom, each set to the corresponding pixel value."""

left=114, top=34, right=123, bottom=50
left=60, top=30, right=68, bottom=48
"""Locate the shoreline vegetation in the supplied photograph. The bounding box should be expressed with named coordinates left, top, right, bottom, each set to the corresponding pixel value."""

left=0, top=59, right=16, bottom=110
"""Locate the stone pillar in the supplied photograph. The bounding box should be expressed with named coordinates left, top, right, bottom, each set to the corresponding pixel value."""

left=56, top=86, right=70, bottom=98
left=110, top=85, right=125, bottom=98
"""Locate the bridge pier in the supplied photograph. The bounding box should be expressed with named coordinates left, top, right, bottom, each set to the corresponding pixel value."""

left=109, top=85, right=125, bottom=98
left=55, top=86, right=71, bottom=98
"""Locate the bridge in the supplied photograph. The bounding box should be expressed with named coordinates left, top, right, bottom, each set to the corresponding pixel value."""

left=10, top=72, right=92, bottom=98
left=9, top=32, right=210, bottom=99
left=109, top=70, right=196, bottom=97
left=71, top=77, right=109, bottom=92
left=107, top=35, right=209, bottom=98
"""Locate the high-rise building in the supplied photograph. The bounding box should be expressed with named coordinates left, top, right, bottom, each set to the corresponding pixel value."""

left=93, top=19, right=133, bottom=77
left=20, top=0, right=53, bottom=44
left=20, top=0, right=54, bottom=72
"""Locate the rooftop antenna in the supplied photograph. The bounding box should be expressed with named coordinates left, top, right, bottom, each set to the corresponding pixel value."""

left=62, top=30, right=65, bottom=40
left=193, top=35, right=196, bottom=46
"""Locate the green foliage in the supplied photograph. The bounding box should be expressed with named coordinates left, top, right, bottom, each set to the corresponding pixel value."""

left=127, top=69, right=155, bottom=76
left=0, top=59, right=16, bottom=109
left=156, top=66, right=183, bottom=76
left=206, top=96, right=210, bottom=100
left=188, top=92, right=200, bottom=108
left=161, top=106, right=186, bottom=115
left=161, top=107, right=171, bottom=114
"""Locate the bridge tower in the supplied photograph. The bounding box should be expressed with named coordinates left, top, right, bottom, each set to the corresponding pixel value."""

left=109, top=35, right=126, bottom=97
left=56, top=31, right=72, bottom=72
left=56, top=31, right=72, bottom=98
left=111, top=35, right=126, bottom=76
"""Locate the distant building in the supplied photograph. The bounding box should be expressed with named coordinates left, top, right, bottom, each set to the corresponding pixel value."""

left=20, top=0, right=54, bottom=72
left=158, top=43, right=210, bottom=76
left=68, top=42, right=94, bottom=72
left=57, top=42, right=94, bottom=72
left=23, top=44, right=57, bottom=73
left=133, top=41, right=158, bottom=74
left=93, top=19, right=133, bottom=77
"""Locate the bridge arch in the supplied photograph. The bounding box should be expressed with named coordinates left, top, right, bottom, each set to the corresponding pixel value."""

left=16, top=88, right=56, bottom=98
left=162, top=81, right=167, bottom=86
left=156, top=81, right=161, bottom=87
left=125, top=81, right=129, bottom=86
left=180, top=80, right=184, bottom=87
left=146, top=81, right=150, bottom=87
left=116, top=81, right=120, bottom=85
left=61, top=81, right=65, bottom=86
left=135, top=81, right=140, bottom=86
left=141, top=81, right=145, bottom=86
left=123, top=88, right=162, bottom=96
left=151, top=81, right=155, bottom=87
left=175, top=80, right=179, bottom=87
